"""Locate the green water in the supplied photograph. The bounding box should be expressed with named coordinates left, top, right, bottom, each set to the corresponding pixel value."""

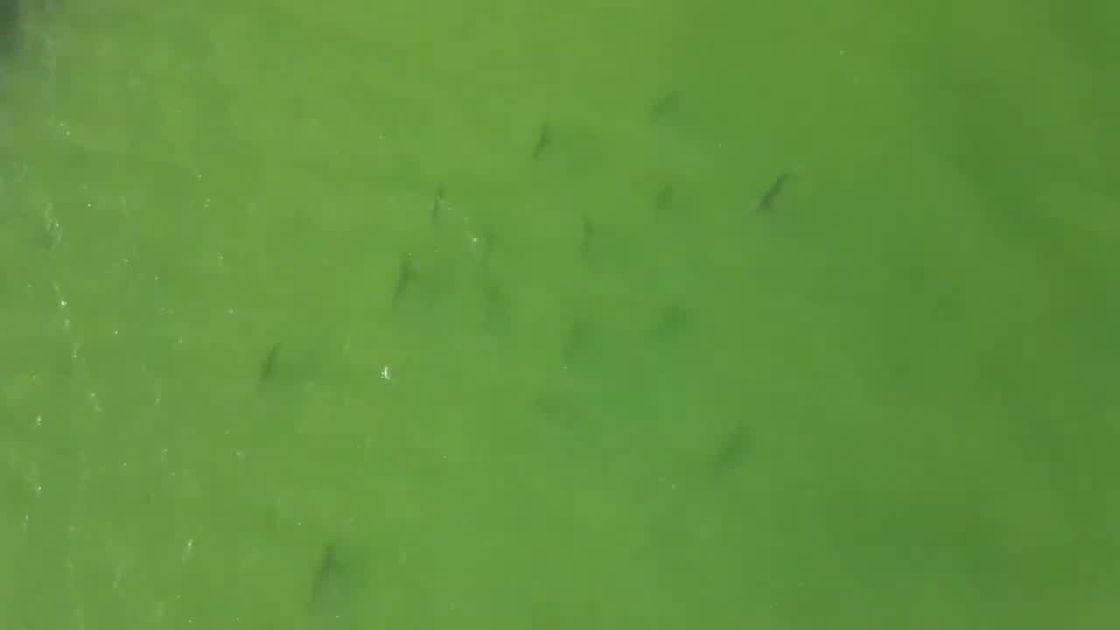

left=2, top=1, right=1118, bottom=628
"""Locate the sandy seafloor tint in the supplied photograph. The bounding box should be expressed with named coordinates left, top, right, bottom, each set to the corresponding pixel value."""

left=1, top=1, right=1118, bottom=628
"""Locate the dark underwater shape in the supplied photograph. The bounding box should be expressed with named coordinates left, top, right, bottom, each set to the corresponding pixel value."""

left=0, top=0, right=18, bottom=56
left=563, top=319, right=595, bottom=366
left=580, top=216, right=594, bottom=258
left=532, top=123, right=551, bottom=160
left=430, top=186, right=444, bottom=225
left=656, top=185, right=675, bottom=212
left=307, top=542, right=369, bottom=615
left=483, top=284, right=511, bottom=334
left=757, top=173, right=791, bottom=211
left=259, top=343, right=281, bottom=383
left=308, top=543, right=345, bottom=613
left=478, top=223, right=495, bottom=261
left=652, top=305, right=691, bottom=339
left=392, top=254, right=416, bottom=305
left=714, top=425, right=750, bottom=470
left=650, top=90, right=682, bottom=120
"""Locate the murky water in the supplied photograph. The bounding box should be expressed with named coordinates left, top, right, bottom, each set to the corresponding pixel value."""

left=2, top=1, right=1118, bottom=628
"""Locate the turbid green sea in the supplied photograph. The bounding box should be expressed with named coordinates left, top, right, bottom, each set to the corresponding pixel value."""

left=2, top=1, right=1118, bottom=628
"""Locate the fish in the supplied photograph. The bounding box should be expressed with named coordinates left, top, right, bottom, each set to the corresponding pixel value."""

left=479, top=224, right=495, bottom=261
left=757, top=173, right=791, bottom=211
left=532, top=123, right=552, bottom=160
left=652, top=305, right=690, bottom=339
left=308, top=543, right=341, bottom=613
left=483, top=284, right=511, bottom=334
left=392, top=254, right=416, bottom=305
left=580, top=216, right=594, bottom=258
left=258, top=343, right=281, bottom=384
left=656, top=185, right=675, bottom=212
left=563, top=319, right=594, bottom=366
left=0, top=0, right=19, bottom=56
left=650, top=90, right=682, bottom=120
left=714, top=425, right=750, bottom=470
left=430, top=186, right=445, bottom=225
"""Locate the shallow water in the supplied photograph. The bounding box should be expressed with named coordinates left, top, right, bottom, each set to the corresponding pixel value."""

left=2, top=1, right=1118, bottom=628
